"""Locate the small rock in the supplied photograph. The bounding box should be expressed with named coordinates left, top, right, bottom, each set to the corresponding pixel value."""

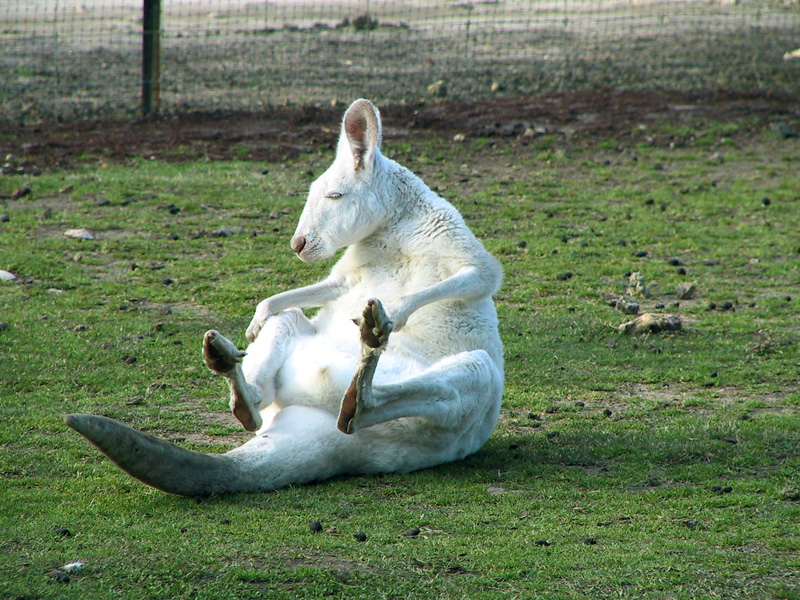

left=403, top=528, right=421, bottom=537
left=0, top=323, right=8, bottom=331
left=122, top=355, right=137, bottom=364
left=517, top=240, right=527, bottom=248
left=64, top=228, right=95, bottom=240
left=47, top=570, right=70, bottom=584
left=12, top=184, right=31, bottom=199
left=675, top=282, right=696, bottom=300
left=353, top=532, right=367, bottom=542
left=0, top=270, right=17, bottom=282
left=718, top=301, right=734, bottom=311
left=761, top=197, right=771, bottom=207
left=452, top=133, right=466, bottom=143
left=556, top=272, right=573, bottom=281
left=772, top=123, right=797, bottom=138
left=627, top=272, right=650, bottom=298
left=96, top=199, right=110, bottom=206
left=61, top=561, right=85, bottom=574
left=161, top=277, right=174, bottom=285
left=616, top=296, right=640, bottom=315
left=427, top=80, right=447, bottom=98
left=310, top=520, right=323, bottom=533
left=619, top=313, right=682, bottom=335
left=147, top=382, right=166, bottom=395
left=210, top=226, right=244, bottom=237
left=0, top=214, right=8, bottom=222
left=780, top=487, right=800, bottom=501
left=220, top=518, right=231, bottom=525
left=603, top=408, right=613, bottom=418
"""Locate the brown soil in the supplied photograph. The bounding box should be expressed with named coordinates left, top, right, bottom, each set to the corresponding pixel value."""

left=4, top=90, right=798, bottom=170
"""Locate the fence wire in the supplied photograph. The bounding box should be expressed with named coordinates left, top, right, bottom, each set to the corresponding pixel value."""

left=2, top=1, right=799, bottom=121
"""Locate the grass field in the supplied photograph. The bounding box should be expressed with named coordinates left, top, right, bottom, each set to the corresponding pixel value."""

left=1, top=113, right=799, bottom=599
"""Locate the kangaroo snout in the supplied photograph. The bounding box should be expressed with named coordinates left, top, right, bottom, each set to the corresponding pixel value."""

left=291, top=235, right=307, bottom=255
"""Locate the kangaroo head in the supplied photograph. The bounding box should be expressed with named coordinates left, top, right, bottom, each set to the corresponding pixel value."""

left=291, top=99, right=389, bottom=262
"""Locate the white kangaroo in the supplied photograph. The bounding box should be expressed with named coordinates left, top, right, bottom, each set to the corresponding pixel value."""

left=66, top=99, right=504, bottom=497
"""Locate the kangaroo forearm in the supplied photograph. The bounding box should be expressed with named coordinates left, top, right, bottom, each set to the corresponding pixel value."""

left=396, top=267, right=495, bottom=324
left=267, top=277, right=345, bottom=312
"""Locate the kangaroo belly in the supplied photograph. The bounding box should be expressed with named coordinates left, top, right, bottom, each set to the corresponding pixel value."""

left=273, top=332, right=425, bottom=412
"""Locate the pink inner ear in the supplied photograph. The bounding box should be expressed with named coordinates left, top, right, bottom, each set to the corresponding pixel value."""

left=344, top=109, right=369, bottom=169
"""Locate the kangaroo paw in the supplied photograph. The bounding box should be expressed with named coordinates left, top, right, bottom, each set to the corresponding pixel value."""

left=202, top=330, right=246, bottom=375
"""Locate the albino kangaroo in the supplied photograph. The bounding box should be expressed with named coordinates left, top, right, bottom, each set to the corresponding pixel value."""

left=66, top=99, right=504, bottom=497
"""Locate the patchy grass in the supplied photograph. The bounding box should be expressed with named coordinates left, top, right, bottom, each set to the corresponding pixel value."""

left=1, top=120, right=799, bottom=599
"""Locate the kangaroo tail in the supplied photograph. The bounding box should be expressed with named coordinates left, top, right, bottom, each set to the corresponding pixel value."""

left=65, top=414, right=237, bottom=497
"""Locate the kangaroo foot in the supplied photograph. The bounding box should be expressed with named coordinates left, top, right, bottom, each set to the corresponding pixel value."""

left=203, top=330, right=246, bottom=375
left=338, top=299, right=393, bottom=434
left=202, top=330, right=261, bottom=432
left=358, top=298, right=393, bottom=349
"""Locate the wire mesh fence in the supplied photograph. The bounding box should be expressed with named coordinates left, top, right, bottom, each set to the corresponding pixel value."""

left=2, top=1, right=799, bottom=121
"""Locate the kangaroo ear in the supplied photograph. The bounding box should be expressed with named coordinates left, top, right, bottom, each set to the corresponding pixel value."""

left=340, top=99, right=382, bottom=172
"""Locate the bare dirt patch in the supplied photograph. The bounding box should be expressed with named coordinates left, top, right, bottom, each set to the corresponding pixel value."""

left=4, top=91, right=799, bottom=171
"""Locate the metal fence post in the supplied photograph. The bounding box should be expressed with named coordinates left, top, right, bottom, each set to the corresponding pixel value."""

left=142, top=0, right=161, bottom=116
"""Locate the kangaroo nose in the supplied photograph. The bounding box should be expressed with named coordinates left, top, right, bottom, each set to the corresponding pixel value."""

left=291, top=235, right=307, bottom=255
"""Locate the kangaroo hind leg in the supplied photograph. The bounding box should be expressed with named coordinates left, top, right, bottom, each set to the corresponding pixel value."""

left=203, top=330, right=263, bottom=432
left=337, top=298, right=393, bottom=434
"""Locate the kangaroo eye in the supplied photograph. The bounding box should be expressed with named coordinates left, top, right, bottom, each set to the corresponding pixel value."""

left=325, top=192, right=343, bottom=200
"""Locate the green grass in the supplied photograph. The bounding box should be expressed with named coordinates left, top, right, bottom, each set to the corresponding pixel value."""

left=1, top=122, right=799, bottom=599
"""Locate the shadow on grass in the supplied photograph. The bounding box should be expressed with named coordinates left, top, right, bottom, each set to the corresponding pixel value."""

left=183, top=412, right=800, bottom=505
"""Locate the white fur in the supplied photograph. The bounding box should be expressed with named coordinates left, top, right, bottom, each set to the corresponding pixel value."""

left=222, top=99, right=503, bottom=487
